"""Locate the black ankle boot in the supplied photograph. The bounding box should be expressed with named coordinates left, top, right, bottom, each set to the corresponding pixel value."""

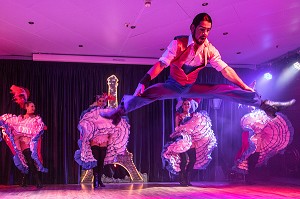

left=34, top=173, right=43, bottom=188
left=112, top=112, right=122, bottom=126
left=245, top=173, right=256, bottom=185
left=97, top=173, right=105, bottom=187
left=22, top=148, right=42, bottom=188
left=261, top=99, right=296, bottom=113
left=186, top=172, right=192, bottom=186
left=93, top=173, right=99, bottom=188
left=179, top=171, right=188, bottom=186
left=20, top=174, right=27, bottom=187
left=98, top=172, right=106, bottom=187
left=100, top=105, right=125, bottom=126
left=99, top=180, right=105, bottom=187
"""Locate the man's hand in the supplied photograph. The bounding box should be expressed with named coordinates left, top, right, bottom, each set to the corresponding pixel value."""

left=134, top=83, right=145, bottom=96
left=221, top=66, right=255, bottom=92
left=242, top=85, right=255, bottom=92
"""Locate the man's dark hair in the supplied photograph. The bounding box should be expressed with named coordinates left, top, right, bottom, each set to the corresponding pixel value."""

left=192, top=13, right=212, bottom=27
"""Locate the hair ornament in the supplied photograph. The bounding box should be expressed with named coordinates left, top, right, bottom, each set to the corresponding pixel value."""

left=10, top=85, right=30, bottom=109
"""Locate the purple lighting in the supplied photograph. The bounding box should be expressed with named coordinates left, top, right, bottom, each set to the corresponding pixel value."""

left=293, top=61, right=300, bottom=70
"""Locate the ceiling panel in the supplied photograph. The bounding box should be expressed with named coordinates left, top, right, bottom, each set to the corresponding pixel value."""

left=0, top=0, right=299, bottom=66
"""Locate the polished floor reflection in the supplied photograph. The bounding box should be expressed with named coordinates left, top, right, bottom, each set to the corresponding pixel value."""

left=1, top=179, right=300, bottom=199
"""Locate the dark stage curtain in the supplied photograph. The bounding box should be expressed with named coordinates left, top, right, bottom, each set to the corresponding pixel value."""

left=0, top=59, right=171, bottom=184
left=0, top=59, right=299, bottom=184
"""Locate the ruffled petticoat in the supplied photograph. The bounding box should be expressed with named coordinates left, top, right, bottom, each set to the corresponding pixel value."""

left=0, top=114, right=47, bottom=174
left=233, top=109, right=294, bottom=173
left=162, top=111, right=217, bottom=174
left=74, top=107, right=130, bottom=170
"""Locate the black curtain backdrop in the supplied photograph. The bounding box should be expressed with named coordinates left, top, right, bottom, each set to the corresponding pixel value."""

left=1, top=59, right=299, bottom=185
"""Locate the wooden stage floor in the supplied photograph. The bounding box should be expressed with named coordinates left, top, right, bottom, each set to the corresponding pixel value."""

left=1, top=180, right=300, bottom=199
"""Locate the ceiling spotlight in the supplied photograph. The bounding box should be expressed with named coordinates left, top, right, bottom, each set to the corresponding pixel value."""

left=145, top=0, right=151, bottom=7
left=264, top=72, right=272, bottom=80
left=28, top=21, right=34, bottom=25
left=202, top=2, right=208, bottom=6
left=293, top=61, right=300, bottom=70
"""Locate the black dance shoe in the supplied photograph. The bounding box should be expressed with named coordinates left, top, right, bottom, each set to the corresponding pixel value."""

left=100, top=105, right=126, bottom=126
left=99, top=181, right=105, bottom=188
left=179, top=171, right=188, bottom=187
left=261, top=99, right=295, bottom=116
left=93, top=174, right=99, bottom=188
left=186, top=172, right=192, bottom=186
left=20, top=174, right=27, bottom=187
left=35, top=173, right=43, bottom=189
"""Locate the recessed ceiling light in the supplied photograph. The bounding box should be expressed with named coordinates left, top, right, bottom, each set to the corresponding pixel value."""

left=124, top=23, right=136, bottom=29
left=236, top=52, right=241, bottom=54
left=28, top=21, right=34, bottom=25
left=160, top=48, right=165, bottom=51
left=79, top=45, right=83, bottom=47
left=202, top=3, right=208, bottom=6
left=223, top=32, right=228, bottom=35
left=145, top=0, right=151, bottom=7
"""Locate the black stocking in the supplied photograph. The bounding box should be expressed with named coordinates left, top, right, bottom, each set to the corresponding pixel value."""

left=22, top=148, right=42, bottom=188
left=91, top=146, right=107, bottom=187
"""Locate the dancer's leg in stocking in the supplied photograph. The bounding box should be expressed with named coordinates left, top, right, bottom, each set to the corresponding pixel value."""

left=246, top=152, right=260, bottom=184
left=185, top=148, right=196, bottom=186
left=91, top=146, right=100, bottom=188
left=179, top=152, right=188, bottom=186
left=22, top=148, right=42, bottom=188
left=98, top=147, right=107, bottom=187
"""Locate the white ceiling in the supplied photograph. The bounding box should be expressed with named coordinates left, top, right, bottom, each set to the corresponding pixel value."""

left=0, top=0, right=300, bottom=67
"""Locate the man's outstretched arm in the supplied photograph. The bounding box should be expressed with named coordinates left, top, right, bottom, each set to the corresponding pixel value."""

left=134, top=61, right=166, bottom=96
left=220, top=66, right=254, bottom=92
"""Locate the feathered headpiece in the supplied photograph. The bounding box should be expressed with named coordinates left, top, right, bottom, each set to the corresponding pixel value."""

left=96, top=93, right=116, bottom=101
left=10, top=85, right=30, bottom=109
left=176, top=98, right=200, bottom=113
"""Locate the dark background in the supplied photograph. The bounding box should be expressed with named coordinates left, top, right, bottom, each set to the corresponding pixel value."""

left=1, top=59, right=299, bottom=184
